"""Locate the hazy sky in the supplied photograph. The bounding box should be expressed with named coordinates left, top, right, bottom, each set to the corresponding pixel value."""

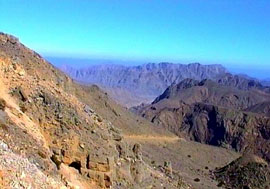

left=0, top=0, right=269, bottom=78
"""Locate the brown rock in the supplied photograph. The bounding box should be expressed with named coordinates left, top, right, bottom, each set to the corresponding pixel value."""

left=0, top=98, right=6, bottom=111
left=164, top=161, right=173, bottom=177
left=133, top=143, right=142, bottom=160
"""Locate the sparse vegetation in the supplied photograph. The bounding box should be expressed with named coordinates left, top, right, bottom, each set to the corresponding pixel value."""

left=215, top=154, right=270, bottom=189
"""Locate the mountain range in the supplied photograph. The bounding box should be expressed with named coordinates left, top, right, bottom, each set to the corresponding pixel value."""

left=60, top=62, right=270, bottom=109
left=1, top=32, right=270, bottom=188
left=60, top=63, right=228, bottom=107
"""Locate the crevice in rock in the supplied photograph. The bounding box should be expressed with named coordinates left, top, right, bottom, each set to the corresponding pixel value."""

left=86, top=154, right=90, bottom=169
left=50, top=154, right=61, bottom=170
left=69, top=161, right=82, bottom=174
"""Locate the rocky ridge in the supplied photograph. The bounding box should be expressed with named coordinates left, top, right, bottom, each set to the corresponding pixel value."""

left=151, top=78, right=270, bottom=110
left=0, top=32, right=191, bottom=189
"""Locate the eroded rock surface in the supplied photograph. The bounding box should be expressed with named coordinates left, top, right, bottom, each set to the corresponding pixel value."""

left=0, top=32, right=190, bottom=188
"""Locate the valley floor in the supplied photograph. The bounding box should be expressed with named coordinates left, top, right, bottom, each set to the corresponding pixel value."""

left=124, top=134, right=240, bottom=189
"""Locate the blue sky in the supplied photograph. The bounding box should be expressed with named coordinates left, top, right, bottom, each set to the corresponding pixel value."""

left=0, top=0, right=269, bottom=78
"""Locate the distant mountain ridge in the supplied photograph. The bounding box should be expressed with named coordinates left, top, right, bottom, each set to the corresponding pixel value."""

left=151, top=78, right=270, bottom=110
left=262, top=78, right=270, bottom=87
left=59, top=62, right=228, bottom=107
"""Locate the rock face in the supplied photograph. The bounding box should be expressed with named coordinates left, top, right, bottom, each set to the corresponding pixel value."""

left=59, top=62, right=228, bottom=107
left=0, top=32, right=190, bottom=189
left=0, top=98, right=6, bottom=111
left=135, top=78, right=270, bottom=163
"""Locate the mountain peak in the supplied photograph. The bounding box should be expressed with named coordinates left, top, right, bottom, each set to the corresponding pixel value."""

left=0, top=32, right=19, bottom=44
